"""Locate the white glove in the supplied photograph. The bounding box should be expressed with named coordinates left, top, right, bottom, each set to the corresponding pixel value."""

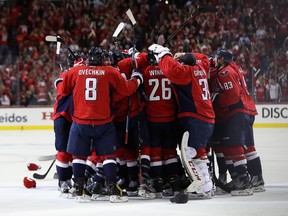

left=131, top=69, right=143, bottom=87
left=148, top=44, right=172, bottom=63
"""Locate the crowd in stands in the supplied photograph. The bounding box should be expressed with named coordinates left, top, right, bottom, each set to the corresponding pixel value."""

left=0, top=0, right=287, bottom=106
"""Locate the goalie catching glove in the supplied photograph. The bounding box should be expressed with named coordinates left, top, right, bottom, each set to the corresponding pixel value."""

left=148, top=44, right=172, bottom=63
left=131, top=69, right=143, bottom=87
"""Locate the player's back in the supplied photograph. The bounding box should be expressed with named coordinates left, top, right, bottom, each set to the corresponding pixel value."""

left=142, top=64, right=177, bottom=122
left=64, top=65, right=123, bottom=125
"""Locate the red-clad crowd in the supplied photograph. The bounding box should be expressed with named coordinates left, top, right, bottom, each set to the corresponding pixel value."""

left=0, top=0, right=287, bottom=106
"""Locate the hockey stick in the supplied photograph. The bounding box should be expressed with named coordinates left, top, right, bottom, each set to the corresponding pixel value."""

left=45, top=35, right=77, bottom=60
left=124, top=9, right=138, bottom=145
left=159, top=7, right=217, bottom=46
left=33, top=159, right=56, bottom=180
left=126, top=9, right=148, bottom=191
left=38, top=154, right=56, bottom=161
left=210, top=147, right=232, bottom=193
left=112, top=22, right=125, bottom=49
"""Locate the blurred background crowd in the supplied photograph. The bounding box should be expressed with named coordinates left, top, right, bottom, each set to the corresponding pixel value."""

left=0, top=0, right=287, bottom=106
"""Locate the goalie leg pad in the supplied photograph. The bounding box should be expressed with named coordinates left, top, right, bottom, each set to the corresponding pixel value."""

left=180, top=131, right=213, bottom=194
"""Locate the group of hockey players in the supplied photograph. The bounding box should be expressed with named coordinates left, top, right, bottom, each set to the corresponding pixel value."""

left=52, top=41, right=265, bottom=203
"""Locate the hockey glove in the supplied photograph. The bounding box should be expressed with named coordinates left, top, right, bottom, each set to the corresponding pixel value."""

left=148, top=44, right=172, bottom=63
left=131, top=69, right=143, bottom=87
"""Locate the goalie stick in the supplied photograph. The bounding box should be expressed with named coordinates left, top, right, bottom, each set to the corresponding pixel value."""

left=33, top=159, right=56, bottom=180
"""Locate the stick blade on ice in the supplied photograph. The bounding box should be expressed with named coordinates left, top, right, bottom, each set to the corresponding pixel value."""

left=113, top=22, right=125, bottom=38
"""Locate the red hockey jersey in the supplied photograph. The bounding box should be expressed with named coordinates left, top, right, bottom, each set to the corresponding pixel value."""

left=113, top=53, right=148, bottom=122
left=56, top=65, right=139, bottom=125
left=142, top=64, right=177, bottom=122
left=52, top=71, right=72, bottom=122
left=213, top=61, right=258, bottom=121
left=159, top=55, right=215, bottom=124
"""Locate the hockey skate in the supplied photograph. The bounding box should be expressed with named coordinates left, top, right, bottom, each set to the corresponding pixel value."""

left=125, top=181, right=139, bottom=197
left=70, top=178, right=90, bottom=203
left=117, top=178, right=129, bottom=190
left=229, top=174, right=253, bottom=196
left=153, top=177, right=164, bottom=198
left=90, top=181, right=109, bottom=201
left=214, top=174, right=228, bottom=195
left=107, top=183, right=128, bottom=203
left=138, top=178, right=156, bottom=199
left=162, top=175, right=182, bottom=198
left=251, top=174, right=265, bottom=192
left=58, top=180, right=73, bottom=198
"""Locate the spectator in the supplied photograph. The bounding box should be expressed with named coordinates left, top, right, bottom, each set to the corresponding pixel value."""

left=0, top=0, right=287, bottom=105
left=265, top=78, right=282, bottom=103
left=254, top=75, right=266, bottom=102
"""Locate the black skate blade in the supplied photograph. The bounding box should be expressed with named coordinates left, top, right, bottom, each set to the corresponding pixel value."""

left=170, top=192, right=188, bottom=204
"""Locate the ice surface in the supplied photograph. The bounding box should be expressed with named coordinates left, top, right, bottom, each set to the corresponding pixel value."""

left=0, top=129, right=288, bottom=216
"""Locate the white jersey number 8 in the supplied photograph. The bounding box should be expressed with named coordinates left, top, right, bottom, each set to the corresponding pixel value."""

left=85, top=78, right=97, bottom=100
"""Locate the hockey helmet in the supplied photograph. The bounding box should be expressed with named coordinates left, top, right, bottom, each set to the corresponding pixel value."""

left=147, top=50, right=157, bottom=65
left=215, top=49, right=233, bottom=64
left=110, top=48, right=124, bottom=65
left=67, top=52, right=86, bottom=67
left=177, top=53, right=196, bottom=66
left=88, top=47, right=105, bottom=66
left=67, top=53, right=75, bottom=67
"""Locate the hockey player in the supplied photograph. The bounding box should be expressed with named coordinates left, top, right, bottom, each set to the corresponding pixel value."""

left=52, top=52, right=86, bottom=197
left=148, top=44, right=215, bottom=198
left=142, top=51, right=190, bottom=197
left=210, top=48, right=265, bottom=195
left=114, top=51, right=156, bottom=199
left=55, top=46, right=143, bottom=203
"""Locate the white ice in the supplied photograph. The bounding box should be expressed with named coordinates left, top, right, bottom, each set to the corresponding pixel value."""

left=0, top=128, right=288, bottom=216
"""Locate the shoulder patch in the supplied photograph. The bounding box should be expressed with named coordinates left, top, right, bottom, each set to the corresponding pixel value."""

left=219, top=71, right=229, bottom=76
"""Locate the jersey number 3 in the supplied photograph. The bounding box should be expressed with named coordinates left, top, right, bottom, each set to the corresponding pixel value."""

left=199, top=78, right=210, bottom=100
